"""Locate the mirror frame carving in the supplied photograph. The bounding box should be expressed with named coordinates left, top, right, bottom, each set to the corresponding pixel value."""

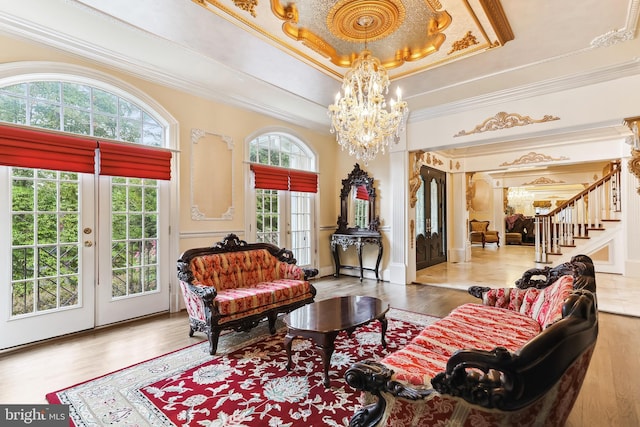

left=190, top=128, right=235, bottom=220
left=337, top=163, right=380, bottom=234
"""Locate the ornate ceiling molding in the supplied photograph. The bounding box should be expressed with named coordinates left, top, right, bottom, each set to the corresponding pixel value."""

left=500, top=151, right=569, bottom=167
left=454, top=111, right=560, bottom=137
left=271, top=0, right=452, bottom=70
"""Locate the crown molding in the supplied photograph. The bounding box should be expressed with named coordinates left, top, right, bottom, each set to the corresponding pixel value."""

left=0, top=9, right=331, bottom=133
left=409, top=58, right=640, bottom=123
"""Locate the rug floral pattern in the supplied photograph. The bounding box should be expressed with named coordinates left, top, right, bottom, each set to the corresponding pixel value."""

left=47, top=308, right=438, bottom=427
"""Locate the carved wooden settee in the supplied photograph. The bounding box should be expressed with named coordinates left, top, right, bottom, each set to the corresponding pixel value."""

left=177, top=234, right=318, bottom=354
left=345, top=255, right=597, bottom=426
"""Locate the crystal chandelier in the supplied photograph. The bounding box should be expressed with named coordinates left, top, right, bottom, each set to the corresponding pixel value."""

left=328, top=49, right=408, bottom=164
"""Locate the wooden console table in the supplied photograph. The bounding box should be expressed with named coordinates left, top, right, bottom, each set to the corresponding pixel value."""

left=331, top=232, right=383, bottom=282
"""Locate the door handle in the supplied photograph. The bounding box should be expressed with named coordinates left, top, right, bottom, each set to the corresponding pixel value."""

left=84, top=240, right=93, bottom=247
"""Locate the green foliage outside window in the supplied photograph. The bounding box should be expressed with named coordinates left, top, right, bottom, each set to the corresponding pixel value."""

left=2, top=78, right=166, bottom=316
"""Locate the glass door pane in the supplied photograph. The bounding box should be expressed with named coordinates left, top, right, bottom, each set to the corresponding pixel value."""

left=1, top=167, right=95, bottom=349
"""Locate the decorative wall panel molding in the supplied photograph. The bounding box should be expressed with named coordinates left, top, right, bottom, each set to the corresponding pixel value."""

left=190, top=128, right=235, bottom=220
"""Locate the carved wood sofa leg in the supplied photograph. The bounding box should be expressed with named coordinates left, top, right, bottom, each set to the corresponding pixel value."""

left=267, top=311, right=278, bottom=335
left=208, top=330, right=221, bottom=355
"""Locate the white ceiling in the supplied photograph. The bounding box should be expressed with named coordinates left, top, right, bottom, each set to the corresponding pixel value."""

left=0, top=0, right=638, bottom=134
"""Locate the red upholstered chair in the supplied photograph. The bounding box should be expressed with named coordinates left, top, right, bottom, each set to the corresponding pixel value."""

left=469, top=219, right=500, bottom=247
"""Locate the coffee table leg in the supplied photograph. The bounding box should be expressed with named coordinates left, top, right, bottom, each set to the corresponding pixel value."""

left=284, top=332, right=295, bottom=371
left=379, top=316, right=388, bottom=348
left=318, top=331, right=339, bottom=388
left=321, top=344, right=335, bottom=388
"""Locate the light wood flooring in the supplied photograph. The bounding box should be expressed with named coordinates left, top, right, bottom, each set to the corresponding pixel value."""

left=1, top=250, right=639, bottom=426
left=416, top=244, right=640, bottom=317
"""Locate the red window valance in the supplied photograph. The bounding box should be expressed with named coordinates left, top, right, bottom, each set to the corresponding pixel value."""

left=0, top=125, right=173, bottom=180
left=250, top=163, right=318, bottom=193
left=250, top=164, right=289, bottom=191
left=98, top=141, right=172, bottom=180
left=289, top=169, right=318, bottom=193
left=0, top=124, right=97, bottom=173
left=356, top=184, right=369, bottom=200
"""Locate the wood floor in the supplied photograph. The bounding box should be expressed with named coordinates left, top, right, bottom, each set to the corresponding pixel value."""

left=1, top=255, right=639, bottom=426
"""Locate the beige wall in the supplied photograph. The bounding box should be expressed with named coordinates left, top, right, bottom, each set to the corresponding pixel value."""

left=0, top=34, right=340, bottom=275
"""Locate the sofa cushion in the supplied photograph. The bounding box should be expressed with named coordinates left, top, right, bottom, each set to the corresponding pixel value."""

left=214, top=279, right=311, bottom=316
left=215, top=287, right=275, bottom=316
left=532, top=275, right=575, bottom=328
left=380, top=303, right=541, bottom=385
left=189, top=249, right=305, bottom=291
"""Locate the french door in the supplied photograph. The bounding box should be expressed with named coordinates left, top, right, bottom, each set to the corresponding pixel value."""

left=415, top=165, right=447, bottom=270
left=255, top=189, right=314, bottom=267
left=0, top=167, right=170, bottom=349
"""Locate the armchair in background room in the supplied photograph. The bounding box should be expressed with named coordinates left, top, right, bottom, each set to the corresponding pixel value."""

left=469, top=219, right=500, bottom=248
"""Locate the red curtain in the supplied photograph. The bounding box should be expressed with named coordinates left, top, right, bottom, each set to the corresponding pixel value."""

left=250, top=164, right=290, bottom=191
left=251, top=164, right=318, bottom=193
left=0, top=124, right=97, bottom=173
left=99, top=141, right=172, bottom=180
left=356, top=184, right=369, bottom=200
left=289, top=169, right=318, bottom=193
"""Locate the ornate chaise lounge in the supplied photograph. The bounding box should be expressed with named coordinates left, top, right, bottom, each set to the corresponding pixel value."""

left=177, top=234, right=318, bottom=354
left=345, top=255, right=598, bottom=426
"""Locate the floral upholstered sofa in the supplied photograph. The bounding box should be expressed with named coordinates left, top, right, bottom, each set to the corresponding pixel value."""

left=345, top=255, right=598, bottom=427
left=177, top=234, right=317, bottom=354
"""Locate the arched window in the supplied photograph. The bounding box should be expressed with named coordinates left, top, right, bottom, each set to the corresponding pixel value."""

left=248, top=131, right=317, bottom=267
left=0, top=80, right=165, bottom=145
left=0, top=67, right=175, bottom=349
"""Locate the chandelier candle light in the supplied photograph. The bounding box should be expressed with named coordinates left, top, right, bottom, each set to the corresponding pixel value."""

left=328, top=49, right=408, bottom=164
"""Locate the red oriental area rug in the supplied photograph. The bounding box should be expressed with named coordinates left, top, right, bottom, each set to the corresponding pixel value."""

left=47, top=308, right=438, bottom=427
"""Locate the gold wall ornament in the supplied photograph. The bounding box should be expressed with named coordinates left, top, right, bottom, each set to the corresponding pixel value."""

left=409, top=150, right=425, bottom=208
left=454, top=111, right=560, bottom=137
left=410, top=219, right=415, bottom=248
left=448, top=31, right=479, bottom=54
left=523, top=176, right=566, bottom=185
left=466, top=172, right=475, bottom=211
left=499, top=151, right=569, bottom=167
left=629, top=149, right=640, bottom=194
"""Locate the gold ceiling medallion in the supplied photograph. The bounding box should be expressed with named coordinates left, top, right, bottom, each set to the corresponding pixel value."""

left=232, top=0, right=258, bottom=17
left=454, top=111, right=560, bottom=137
left=523, top=177, right=566, bottom=185
left=448, top=31, right=479, bottom=54
left=327, top=0, right=405, bottom=43
left=500, top=152, right=569, bottom=167
left=271, top=0, right=452, bottom=70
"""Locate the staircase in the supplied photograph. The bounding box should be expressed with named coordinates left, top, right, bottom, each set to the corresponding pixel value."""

left=534, top=163, right=623, bottom=273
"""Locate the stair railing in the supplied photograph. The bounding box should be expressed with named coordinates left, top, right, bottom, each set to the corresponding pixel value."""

left=534, top=163, right=621, bottom=263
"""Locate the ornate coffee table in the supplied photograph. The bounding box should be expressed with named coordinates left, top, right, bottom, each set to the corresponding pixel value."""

left=283, top=295, right=389, bottom=387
